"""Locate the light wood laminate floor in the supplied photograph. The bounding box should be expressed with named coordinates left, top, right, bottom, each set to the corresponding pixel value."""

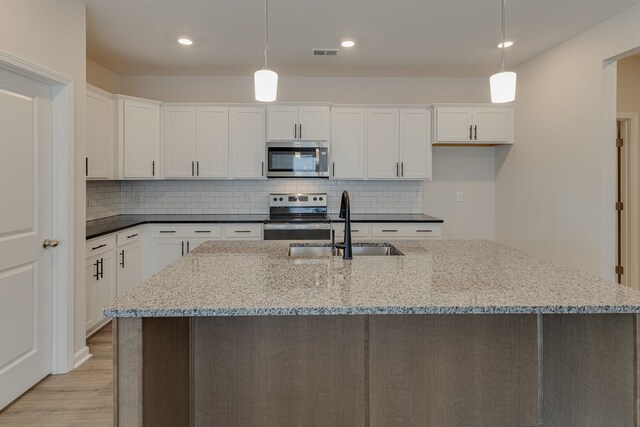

left=0, top=324, right=113, bottom=426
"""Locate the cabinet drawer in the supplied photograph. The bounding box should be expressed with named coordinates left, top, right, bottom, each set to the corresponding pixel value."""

left=149, top=224, right=222, bottom=238
left=86, top=234, right=116, bottom=256
left=223, top=224, right=263, bottom=239
left=332, top=223, right=370, bottom=238
left=116, top=227, right=142, bottom=246
left=370, top=223, right=442, bottom=238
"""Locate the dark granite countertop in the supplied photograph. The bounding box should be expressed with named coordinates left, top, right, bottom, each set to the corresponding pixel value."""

left=86, top=214, right=268, bottom=239
left=87, top=213, right=444, bottom=240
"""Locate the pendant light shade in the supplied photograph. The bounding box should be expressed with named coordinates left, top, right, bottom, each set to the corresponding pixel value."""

left=490, top=0, right=516, bottom=103
left=255, top=68, right=278, bottom=102
left=490, top=71, right=516, bottom=103
left=255, top=0, right=278, bottom=102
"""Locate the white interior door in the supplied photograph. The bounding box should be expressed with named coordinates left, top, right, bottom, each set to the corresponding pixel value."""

left=0, top=68, right=54, bottom=409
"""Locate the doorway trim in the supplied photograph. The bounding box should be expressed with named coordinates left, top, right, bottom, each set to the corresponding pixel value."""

left=0, top=50, right=76, bottom=374
left=618, top=113, right=639, bottom=288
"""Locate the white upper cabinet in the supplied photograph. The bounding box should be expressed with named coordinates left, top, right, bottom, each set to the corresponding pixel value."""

left=86, top=85, right=113, bottom=179
left=163, top=106, right=196, bottom=178
left=367, top=109, right=400, bottom=179
left=229, top=107, right=266, bottom=179
left=267, top=105, right=330, bottom=141
left=399, top=109, right=432, bottom=179
left=331, top=108, right=365, bottom=179
left=118, top=97, right=161, bottom=179
left=196, top=107, right=229, bottom=178
left=367, top=108, right=432, bottom=180
left=162, top=106, right=229, bottom=179
left=434, top=105, right=513, bottom=144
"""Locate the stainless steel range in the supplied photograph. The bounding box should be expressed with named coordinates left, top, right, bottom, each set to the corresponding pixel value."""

left=263, top=193, right=331, bottom=240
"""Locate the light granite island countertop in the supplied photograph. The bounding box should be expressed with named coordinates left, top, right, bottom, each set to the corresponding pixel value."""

left=104, top=240, right=640, bottom=427
left=103, top=239, right=640, bottom=317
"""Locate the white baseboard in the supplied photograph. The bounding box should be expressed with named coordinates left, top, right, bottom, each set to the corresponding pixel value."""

left=73, top=346, right=92, bottom=369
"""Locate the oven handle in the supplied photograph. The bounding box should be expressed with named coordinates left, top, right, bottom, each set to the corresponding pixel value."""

left=263, top=223, right=332, bottom=230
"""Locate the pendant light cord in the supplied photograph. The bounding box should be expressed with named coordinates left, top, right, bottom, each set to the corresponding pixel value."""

left=264, top=0, right=269, bottom=69
left=500, top=0, right=506, bottom=71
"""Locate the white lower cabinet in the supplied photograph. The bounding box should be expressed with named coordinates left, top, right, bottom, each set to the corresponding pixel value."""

left=85, top=235, right=117, bottom=336
left=332, top=222, right=442, bottom=240
left=116, top=228, right=142, bottom=297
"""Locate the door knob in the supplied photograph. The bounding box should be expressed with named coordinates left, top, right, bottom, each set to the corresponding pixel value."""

left=43, top=239, right=59, bottom=248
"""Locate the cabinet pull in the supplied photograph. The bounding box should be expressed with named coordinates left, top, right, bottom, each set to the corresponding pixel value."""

left=401, top=162, right=404, bottom=177
left=152, top=160, right=155, bottom=176
left=382, top=229, right=398, bottom=232
left=127, top=233, right=138, bottom=239
left=332, top=161, right=335, bottom=177
left=234, top=230, right=252, bottom=233
left=299, top=123, right=302, bottom=139
left=85, top=157, right=88, bottom=177
left=262, top=161, right=264, bottom=176
left=352, top=229, right=359, bottom=233
left=120, top=249, right=125, bottom=268
left=294, top=123, right=297, bottom=139
left=182, top=241, right=185, bottom=256
left=192, top=161, right=195, bottom=177
left=93, top=260, right=100, bottom=280
left=194, top=230, right=211, bottom=233
left=187, top=241, right=190, bottom=253
left=469, top=125, right=473, bottom=140
left=159, top=230, right=176, bottom=233
left=91, top=243, right=107, bottom=251
left=416, top=229, right=433, bottom=233
left=197, top=161, right=200, bottom=176
left=99, top=258, right=104, bottom=279
left=396, top=163, right=399, bottom=177
left=474, top=125, right=477, bottom=140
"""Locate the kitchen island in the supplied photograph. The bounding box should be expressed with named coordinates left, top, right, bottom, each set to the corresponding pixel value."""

left=104, top=240, right=640, bottom=426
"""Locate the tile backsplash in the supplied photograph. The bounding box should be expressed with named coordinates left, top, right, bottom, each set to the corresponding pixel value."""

left=86, top=179, right=424, bottom=219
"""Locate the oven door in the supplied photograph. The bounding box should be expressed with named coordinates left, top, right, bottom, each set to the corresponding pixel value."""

left=267, top=142, right=329, bottom=178
left=263, top=223, right=331, bottom=240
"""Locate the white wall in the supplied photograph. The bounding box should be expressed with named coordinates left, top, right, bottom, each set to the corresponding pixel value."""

left=496, top=3, right=640, bottom=279
left=87, top=58, right=121, bottom=93
left=0, top=0, right=87, bottom=359
left=425, top=147, right=496, bottom=240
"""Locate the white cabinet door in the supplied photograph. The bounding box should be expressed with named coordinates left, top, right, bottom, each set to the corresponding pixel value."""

left=229, top=107, right=266, bottom=179
left=435, top=108, right=473, bottom=142
left=86, top=250, right=116, bottom=335
left=85, top=258, right=99, bottom=332
left=367, top=109, right=399, bottom=179
left=86, top=86, right=113, bottom=179
left=331, top=108, right=365, bottom=179
left=116, top=240, right=142, bottom=297
left=122, top=99, right=160, bottom=179
left=148, top=237, right=184, bottom=276
left=196, top=107, right=229, bottom=178
left=267, top=106, right=297, bottom=141
left=473, top=107, right=512, bottom=142
left=298, top=106, right=330, bottom=141
left=163, top=106, right=196, bottom=178
left=400, top=109, right=432, bottom=180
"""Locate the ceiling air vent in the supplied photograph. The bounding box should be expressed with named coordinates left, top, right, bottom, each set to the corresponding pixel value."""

left=313, top=49, right=339, bottom=56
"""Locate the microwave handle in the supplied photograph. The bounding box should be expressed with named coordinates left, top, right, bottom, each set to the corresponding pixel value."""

left=316, top=147, right=320, bottom=172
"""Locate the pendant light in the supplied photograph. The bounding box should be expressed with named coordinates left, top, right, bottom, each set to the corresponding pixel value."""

left=490, top=0, right=516, bottom=103
left=255, top=0, right=278, bottom=102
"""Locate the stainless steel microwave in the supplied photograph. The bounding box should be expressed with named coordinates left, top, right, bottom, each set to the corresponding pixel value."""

left=266, top=141, right=329, bottom=178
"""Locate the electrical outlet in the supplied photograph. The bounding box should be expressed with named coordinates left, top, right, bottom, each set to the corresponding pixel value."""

left=456, top=192, right=463, bottom=202
left=135, top=194, right=144, bottom=203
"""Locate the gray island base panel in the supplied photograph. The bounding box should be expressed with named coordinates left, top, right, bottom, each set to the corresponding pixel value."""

left=107, top=240, right=640, bottom=426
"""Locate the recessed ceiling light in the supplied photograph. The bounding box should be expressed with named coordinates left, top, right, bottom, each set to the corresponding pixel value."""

left=341, top=40, right=355, bottom=48
left=497, top=41, right=514, bottom=48
left=178, top=38, right=193, bottom=46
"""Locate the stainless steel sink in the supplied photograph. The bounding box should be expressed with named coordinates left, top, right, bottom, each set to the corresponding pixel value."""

left=288, top=243, right=403, bottom=258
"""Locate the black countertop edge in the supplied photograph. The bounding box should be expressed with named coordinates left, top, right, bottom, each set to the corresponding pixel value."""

left=86, top=213, right=444, bottom=240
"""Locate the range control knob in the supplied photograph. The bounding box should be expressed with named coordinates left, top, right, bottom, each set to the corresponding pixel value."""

left=279, top=197, right=283, bottom=201
left=273, top=197, right=277, bottom=201
left=319, top=197, right=323, bottom=201
left=313, top=197, right=318, bottom=201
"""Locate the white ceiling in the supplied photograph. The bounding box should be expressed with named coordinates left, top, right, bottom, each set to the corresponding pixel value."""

left=84, top=0, right=640, bottom=77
